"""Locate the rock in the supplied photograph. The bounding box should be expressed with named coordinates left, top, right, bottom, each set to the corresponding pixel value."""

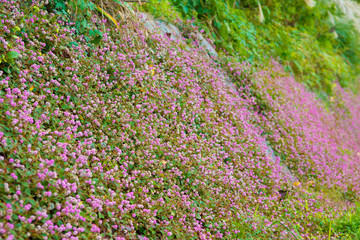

left=137, top=12, right=184, bottom=43
left=137, top=12, right=216, bottom=56
left=218, top=70, right=237, bottom=91
left=137, top=12, right=158, bottom=32
left=263, top=141, right=297, bottom=183
left=156, top=20, right=183, bottom=42
left=197, top=33, right=218, bottom=58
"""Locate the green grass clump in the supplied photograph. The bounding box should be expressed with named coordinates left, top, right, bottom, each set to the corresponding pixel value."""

left=317, top=203, right=360, bottom=239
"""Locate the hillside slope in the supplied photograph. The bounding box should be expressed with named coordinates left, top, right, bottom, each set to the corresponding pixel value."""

left=0, top=0, right=360, bottom=239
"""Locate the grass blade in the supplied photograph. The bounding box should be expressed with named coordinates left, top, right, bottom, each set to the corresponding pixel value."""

left=94, top=3, right=119, bottom=29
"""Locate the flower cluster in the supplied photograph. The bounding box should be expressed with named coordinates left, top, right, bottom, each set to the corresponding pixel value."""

left=0, top=0, right=359, bottom=239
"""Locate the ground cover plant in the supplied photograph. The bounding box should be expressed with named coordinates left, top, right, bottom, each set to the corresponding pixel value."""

left=0, top=0, right=360, bottom=239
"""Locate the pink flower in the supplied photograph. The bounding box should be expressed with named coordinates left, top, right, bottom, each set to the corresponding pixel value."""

left=44, top=191, right=52, bottom=197
left=90, top=224, right=100, bottom=233
left=10, top=173, right=17, bottom=180
left=7, top=223, right=14, bottom=229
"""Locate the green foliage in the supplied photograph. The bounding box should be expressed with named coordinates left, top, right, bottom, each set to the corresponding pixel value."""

left=141, top=0, right=183, bottom=22
left=6, top=51, right=19, bottom=60
left=318, top=203, right=360, bottom=239
left=144, top=0, right=360, bottom=95
left=170, top=0, right=260, bottom=60
left=335, top=18, right=360, bottom=66
left=50, top=0, right=95, bottom=12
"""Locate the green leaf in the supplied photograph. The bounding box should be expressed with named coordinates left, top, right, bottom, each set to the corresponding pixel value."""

left=182, top=5, right=189, bottom=14
left=55, top=0, right=67, bottom=12
left=91, top=36, right=102, bottom=45
left=89, top=29, right=102, bottom=37
left=7, top=51, right=19, bottom=60
left=69, top=41, right=79, bottom=47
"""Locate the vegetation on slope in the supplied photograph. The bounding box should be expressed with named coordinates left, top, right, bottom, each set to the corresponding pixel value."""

left=143, top=0, right=360, bottom=96
left=0, top=0, right=359, bottom=239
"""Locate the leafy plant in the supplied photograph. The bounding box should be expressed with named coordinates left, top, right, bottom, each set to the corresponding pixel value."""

left=144, top=0, right=360, bottom=95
